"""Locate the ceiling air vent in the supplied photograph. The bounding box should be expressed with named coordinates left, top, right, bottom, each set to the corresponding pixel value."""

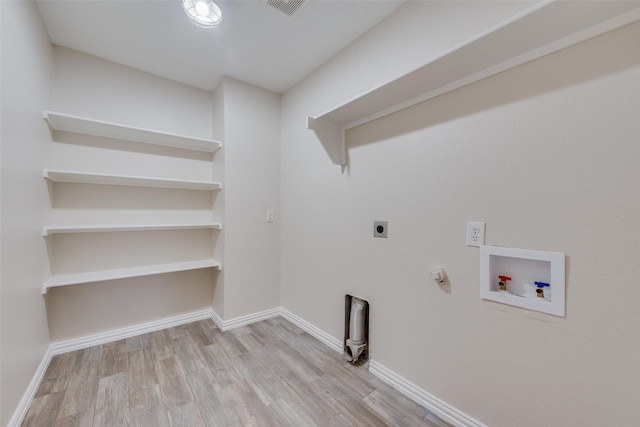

left=265, top=0, right=306, bottom=17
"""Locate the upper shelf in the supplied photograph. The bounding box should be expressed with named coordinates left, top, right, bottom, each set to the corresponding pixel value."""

left=42, top=223, right=222, bottom=237
left=43, top=111, right=221, bottom=153
left=44, top=169, right=222, bottom=191
left=307, top=1, right=640, bottom=165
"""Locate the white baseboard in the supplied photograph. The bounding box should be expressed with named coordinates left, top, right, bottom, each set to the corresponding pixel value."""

left=209, top=307, right=225, bottom=329
left=9, top=308, right=214, bottom=426
left=49, top=308, right=213, bottom=355
left=210, top=307, right=281, bottom=331
left=13, top=306, right=483, bottom=427
left=7, top=346, right=54, bottom=427
left=278, top=308, right=485, bottom=427
left=369, top=360, right=486, bottom=427
left=278, top=307, right=343, bottom=353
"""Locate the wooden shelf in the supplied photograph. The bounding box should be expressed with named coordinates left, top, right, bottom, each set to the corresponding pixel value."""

left=42, top=259, right=222, bottom=294
left=43, top=111, right=221, bottom=153
left=42, top=223, right=222, bottom=236
left=307, top=1, right=640, bottom=165
left=44, top=169, right=222, bottom=191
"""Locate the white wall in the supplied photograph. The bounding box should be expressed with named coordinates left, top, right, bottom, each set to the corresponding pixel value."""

left=0, top=1, right=53, bottom=424
left=10, top=45, right=281, bottom=340
left=51, top=46, right=214, bottom=139
left=211, top=84, right=226, bottom=318
left=45, top=47, right=219, bottom=340
left=218, top=77, right=281, bottom=320
left=6, top=1, right=639, bottom=425
left=281, top=2, right=640, bottom=426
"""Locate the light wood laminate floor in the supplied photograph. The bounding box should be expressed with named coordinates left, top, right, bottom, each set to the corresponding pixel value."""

left=22, top=317, right=451, bottom=427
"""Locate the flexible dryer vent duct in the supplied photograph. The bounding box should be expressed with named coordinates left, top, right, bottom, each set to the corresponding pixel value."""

left=345, top=296, right=368, bottom=364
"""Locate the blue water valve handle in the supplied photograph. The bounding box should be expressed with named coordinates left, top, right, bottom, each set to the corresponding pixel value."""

left=534, top=281, right=550, bottom=299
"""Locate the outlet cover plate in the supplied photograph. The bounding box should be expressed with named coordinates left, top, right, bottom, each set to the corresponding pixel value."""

left=374, top=221, right=388, bottom=238
left=466, top=221, right=485, bottom=247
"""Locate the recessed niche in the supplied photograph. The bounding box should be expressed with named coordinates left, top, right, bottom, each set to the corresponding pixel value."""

left=480, top=245, right=565, bottom=317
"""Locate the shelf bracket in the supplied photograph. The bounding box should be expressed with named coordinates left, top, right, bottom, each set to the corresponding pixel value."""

left=306, top=116, right=345, bottom=166
left=304, top=2, right=640, bottom=167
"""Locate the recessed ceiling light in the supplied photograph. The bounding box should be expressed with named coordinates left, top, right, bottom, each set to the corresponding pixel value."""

left=182, top=0, right=222, bottom=28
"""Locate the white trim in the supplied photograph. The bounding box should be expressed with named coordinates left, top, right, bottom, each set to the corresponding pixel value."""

left=211, top=307, right=344, bottom=354
left=7, top=347, right=54, bottom=427
left=369, top=360, right=486, bottom=427
left=210, top=307, right=281, bottom=331
left=209, top=307, right=225, bottom=330
left=49, top=308, right=212, bottom=355
left=13, top=307, right=484, bottom=427
left=278, top=308, right=343, bottom=354
left=277, top=308, right=483, bottom=427
left=9, top=309, right=214, bottom=426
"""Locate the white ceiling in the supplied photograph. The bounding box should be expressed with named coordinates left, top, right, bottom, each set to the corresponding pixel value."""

left=36, top=0, right=404, bottom=94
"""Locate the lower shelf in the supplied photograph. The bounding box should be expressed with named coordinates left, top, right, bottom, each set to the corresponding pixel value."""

left=42, top=259, right=221, bottom=294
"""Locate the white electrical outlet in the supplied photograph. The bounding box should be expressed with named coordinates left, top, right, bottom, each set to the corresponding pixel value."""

left=466, top=221, right=485, bottom=247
